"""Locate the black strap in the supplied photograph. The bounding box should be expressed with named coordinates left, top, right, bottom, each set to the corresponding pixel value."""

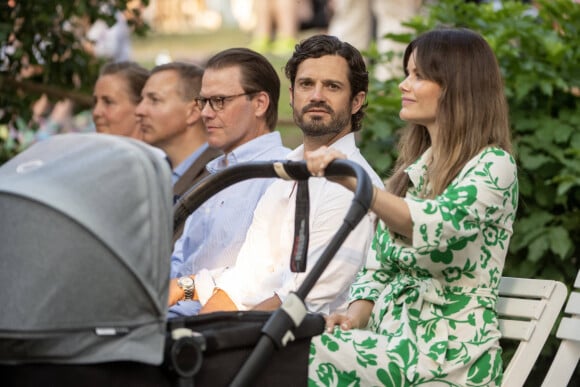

left=290, top=180, right=310, bottom=272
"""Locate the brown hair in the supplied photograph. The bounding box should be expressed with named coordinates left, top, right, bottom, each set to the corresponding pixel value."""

left=150, top=61, right=204, bottom=102
left=284, top=34, right=369, bottom=132
left=99, top=61, right=149, bottom=104
left=388, top=28, right=511, bottom=198
left=205, top=48, right=280, bottom=131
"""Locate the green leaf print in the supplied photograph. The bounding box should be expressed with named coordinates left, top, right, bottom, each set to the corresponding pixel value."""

left=479, top=245, right=492, bottom=269
left=321, top=333, right=340, bottom=352
left=428, top=341, right=448, bottom=362
left=467, top=313, right=476, bottom=326
left=430, top=233, right=478, bottom=264
left=446, top=343, right=468, bottom=362
left=443, top=295, right=471, bottom=315
left=377, top=362, right=406, bottom=387
left=491, top=348, right=504, bottom=384
left=482, top=308, right=495, bottom=324
left=421, top=317, right=441, bottom=342
left=476, top=294, right=495, bottom=310
left=373, top=269, right=392, bottom=284
left=419, top=224, right=429, bottom=243
left=431, top=249, right=453, bottom=264
left=438, top=185, right=478, bottom=229
left=483, top=225, right=499, bottom=246
left=354, top=337, right=379, bottom=367
left=312, top=363, right=361, bottom=387
left=442, top=266, right=461, bottom=282
left=467, top=351, right=493, bottom=384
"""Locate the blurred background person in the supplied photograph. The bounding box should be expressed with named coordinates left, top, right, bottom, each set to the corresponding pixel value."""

left=92, top=61, right=150, bottom=139
left=328, top=0, right=423, bottom=80
left=82, top=8, right=132, bottom=62
left=32, top=61, right=149, bottom=143
left=249, top=0, right=313, bottom=56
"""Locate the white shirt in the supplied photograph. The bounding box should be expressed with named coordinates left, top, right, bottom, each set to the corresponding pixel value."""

left=197, top=133, right=384, bottom=315
left=87, top=11, right=131, bottom=62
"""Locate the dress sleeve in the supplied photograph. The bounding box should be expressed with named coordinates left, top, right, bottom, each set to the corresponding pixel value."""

left=406, top=148, right=518, bottom=253
left=349, top=222, right=393, bottom=303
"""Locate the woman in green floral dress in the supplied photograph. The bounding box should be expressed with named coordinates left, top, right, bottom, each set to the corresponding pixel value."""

left=305, top=28, right=518, bottom=386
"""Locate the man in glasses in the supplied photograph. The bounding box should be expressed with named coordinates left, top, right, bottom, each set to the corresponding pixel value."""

left=168, top=35, right=384, bottom=316
left=168, top=48, right=291, bottom=318
left=136, top=62, right=221, bottom=205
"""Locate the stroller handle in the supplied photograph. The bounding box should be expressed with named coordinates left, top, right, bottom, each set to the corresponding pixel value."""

left=173, top=159, right=374, bottom=234
left=224, top=160, right=375, bottom=387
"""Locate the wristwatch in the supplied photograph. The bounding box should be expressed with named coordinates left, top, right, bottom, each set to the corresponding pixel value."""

left=177, top=276, right=195, bottom=301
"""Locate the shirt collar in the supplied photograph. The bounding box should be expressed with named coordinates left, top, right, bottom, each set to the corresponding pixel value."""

left=172, top=143, right=210, bottom=182
left=206, top=131, right=283, bottom=173
left=286, top=132, right=357, bottom=161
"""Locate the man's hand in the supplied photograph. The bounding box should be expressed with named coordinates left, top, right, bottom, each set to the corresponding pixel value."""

left=252, top=294, right=282, bottom=311
left=199, top=289, right=238, bottom=314
left=167, top=278, right=184, bottom=307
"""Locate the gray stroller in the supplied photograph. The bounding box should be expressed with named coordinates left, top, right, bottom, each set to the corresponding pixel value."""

left=0, top=133, right=373, bottom=386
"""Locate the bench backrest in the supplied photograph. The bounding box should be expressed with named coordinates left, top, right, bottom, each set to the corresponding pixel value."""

left=498, top=276, right=568, bottom=387
left=541, top=270, right=580, bottom=387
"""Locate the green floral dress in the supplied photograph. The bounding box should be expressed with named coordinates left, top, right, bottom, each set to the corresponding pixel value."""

left=309, top=147, right=519, bottom=386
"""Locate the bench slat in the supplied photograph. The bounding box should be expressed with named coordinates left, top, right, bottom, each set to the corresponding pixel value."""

left=499, top=277, right=559, bottom=299
left=556, top=317, right=580, bottom=341
left=564, top=292, right=580, bottom=315
left=499, top=319, right=535, bottom=341
left=499, top=278, right=568, bottom=387
left=497, top=297, right=546, bottom=320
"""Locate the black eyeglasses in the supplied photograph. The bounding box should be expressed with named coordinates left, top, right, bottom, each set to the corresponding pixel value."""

left=195, top=92, right=254, bottom=111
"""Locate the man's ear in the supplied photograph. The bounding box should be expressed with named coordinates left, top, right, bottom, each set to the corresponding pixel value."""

left=289, top=87, right=294, bottom=107
left=185, top=100, right=200, bottom=125
left=253, top=91, right=270, bottom=118
left=351, top=91, right=366, bottom=115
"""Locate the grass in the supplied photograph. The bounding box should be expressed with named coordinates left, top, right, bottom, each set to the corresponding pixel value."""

left=132, top=28, right=304, bottom=148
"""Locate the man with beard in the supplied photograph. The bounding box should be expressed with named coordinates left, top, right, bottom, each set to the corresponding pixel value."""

left=167, top=34, right=384, bottom=315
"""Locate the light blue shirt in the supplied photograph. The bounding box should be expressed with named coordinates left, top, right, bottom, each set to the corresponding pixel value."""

left=170, top=132, right=290, bottom=278
left=171, top=142, right=210, bottom=185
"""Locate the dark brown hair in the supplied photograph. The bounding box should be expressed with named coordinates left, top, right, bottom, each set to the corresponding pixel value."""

left=205, top=48, right=280, bottom=131
left=284, top=34, right=369, bottom=132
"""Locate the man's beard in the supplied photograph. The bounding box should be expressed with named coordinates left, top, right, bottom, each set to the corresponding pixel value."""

left=294, top=102, right=351, bottom=137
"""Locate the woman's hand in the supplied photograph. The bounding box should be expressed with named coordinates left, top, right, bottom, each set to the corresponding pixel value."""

left=305, top=146, right=356, bottom=191
left=324, top=300, right=374, bottom=333
left=324, top=313, right=356, bottom=333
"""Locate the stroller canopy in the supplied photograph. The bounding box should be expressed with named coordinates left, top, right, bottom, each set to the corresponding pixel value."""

left=0, top=133, right=173, bottom=365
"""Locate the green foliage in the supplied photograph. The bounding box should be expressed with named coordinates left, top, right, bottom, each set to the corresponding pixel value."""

left=0, top=0, right=149, bottom=163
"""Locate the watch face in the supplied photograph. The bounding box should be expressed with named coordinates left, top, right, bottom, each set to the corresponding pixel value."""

left=178, top=277, right=194, bottom=288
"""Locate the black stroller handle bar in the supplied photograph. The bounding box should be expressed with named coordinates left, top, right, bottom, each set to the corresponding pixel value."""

left=174, top=159, right=374, bottom=387
left=174, top=160, right=373, bottom=235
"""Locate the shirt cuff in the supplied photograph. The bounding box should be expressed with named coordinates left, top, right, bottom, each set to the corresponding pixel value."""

left=195, top=269, right=216, bottom=305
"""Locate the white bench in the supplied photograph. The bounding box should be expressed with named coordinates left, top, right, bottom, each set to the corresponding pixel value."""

left=541, top=270, right=580, bottom=387
left=498, top=276, right=568, bottom=387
